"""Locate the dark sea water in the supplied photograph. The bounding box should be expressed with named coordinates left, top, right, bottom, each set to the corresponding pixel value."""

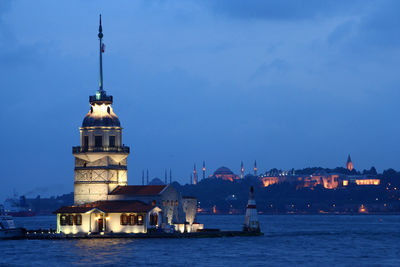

left=1, top=215, right=400, bottom=266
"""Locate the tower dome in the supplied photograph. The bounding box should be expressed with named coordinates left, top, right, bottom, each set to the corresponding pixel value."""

left=82, top=99, right=121, bottom=127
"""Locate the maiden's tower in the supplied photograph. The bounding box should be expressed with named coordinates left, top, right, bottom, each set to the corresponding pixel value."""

left=55, top=16, right=200, bottom=235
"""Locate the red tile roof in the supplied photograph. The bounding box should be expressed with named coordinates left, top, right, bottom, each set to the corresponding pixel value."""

left=109, top=185, right=167, bottom=196
left=54, top=200, right=153, bottom=214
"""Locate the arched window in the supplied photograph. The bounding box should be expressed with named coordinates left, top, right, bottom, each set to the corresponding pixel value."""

left=60, top=215, right=67, bottom=226
left=120, top=214, right=128, bottom=225
left=162, top=201, right=165, bottom=206
left=150, top=214, right=158, bottom=226
left=137, top=215, right=143, bottom=225
left=151, top=200, right=156, bottom=206
left=129, top=214, right=136, bottom=225
left=166, top=200, right=169, bottom=207
left=95, top=136, right=103, bottom=148
left=175, top=200, right=178, bottom=207
left=67, top=215, right=74, bottom=225
left=107, top=106, right=111, bottom=114
left=75, top=215, right=82, bottom=225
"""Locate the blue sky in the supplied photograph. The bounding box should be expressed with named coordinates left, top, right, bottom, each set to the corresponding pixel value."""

left=1, top=0, right=400, bottom=200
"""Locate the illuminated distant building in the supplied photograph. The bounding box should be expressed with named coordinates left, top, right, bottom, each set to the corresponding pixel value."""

left=240, top=161, right=244, bottom=179
left=254, top=160, right=258, bottom=176
left=346, top=154, right=353, bottom=171
left=210, top=167, right=239, bottom=182
left=260, top=169, right=380, bottom=189
left=55, top=16, right=202, bottom=235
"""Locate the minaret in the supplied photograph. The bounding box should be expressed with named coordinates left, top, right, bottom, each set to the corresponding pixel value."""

left=190, top=174, right=193, bottom=185
left=254, top=160, right=257, bottom=176
left=146, top=169, right=149, bottom=185
left=193, top=164, right=197, bottom=185
left=241, top=161, right=244, bottom=179
left=202, top=161, right=206, bottom=180
left=73, top=15, right=130, bottom=205
left=169, top=169, right=172, bottom=184
left=164, top=169, right=167, bottom=184
left=346, top=154, right=354, bottom=171
left=142, top=170, right=144, bottom=185
left=243, top=186, right=260, bottom=232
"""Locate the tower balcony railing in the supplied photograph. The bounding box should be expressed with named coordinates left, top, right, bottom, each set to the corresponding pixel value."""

left=72, top=145, right=130, bottom=154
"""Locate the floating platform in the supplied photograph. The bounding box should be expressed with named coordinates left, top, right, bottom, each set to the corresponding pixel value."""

left=23, top=229, right=263, bottom=240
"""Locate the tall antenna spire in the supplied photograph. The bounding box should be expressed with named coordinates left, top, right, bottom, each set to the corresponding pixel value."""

left=98, top=14, right=104, bottom=92
left=89, top=15, right=113, bottom=105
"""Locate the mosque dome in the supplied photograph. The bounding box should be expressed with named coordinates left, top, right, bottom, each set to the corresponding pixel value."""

left=82, top=104, right=121, bottom=127
left=211, top=166, right=239, bottom=182
left=148, top=178, right=165, bottom=185
left=214, top=167, right=234, bottom=176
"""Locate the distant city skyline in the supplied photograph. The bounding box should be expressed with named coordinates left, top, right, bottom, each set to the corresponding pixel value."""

left=1, top=0, right=400, bottom=201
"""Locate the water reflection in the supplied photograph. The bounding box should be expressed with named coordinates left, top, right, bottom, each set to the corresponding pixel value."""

left=71, top=239, right=136, bottom=264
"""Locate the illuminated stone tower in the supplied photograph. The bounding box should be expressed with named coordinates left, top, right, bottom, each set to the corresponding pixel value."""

left=73, top=16, right=130, bottom=205
left=346, top=155, right=353, bottom=171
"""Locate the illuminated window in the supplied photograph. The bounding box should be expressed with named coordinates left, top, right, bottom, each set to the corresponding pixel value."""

left=67, top=215, right=74, bottom=226
left=151, top=200, right=156, bottom=206
left=167, top=200, right=169, bottom=206
left=137, top=215, right=143, bottom=225
left=162, top=201, right=165, bottom=206
left=109, top=136, right=115, bottom=147
left=120, top=214, right=128, bottom=225
left=95, top=136, right=102, bottom=147
left=75, top=215, right=82, bottom=226
left=175, top=200, right=178, bottom=207
left=129, top=214, right=136, bottom=225
left=60, top=215, right=67, bottom=226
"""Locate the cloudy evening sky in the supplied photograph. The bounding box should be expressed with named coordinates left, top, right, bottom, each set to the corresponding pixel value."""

left=1, top=0, right=400, bottom=200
